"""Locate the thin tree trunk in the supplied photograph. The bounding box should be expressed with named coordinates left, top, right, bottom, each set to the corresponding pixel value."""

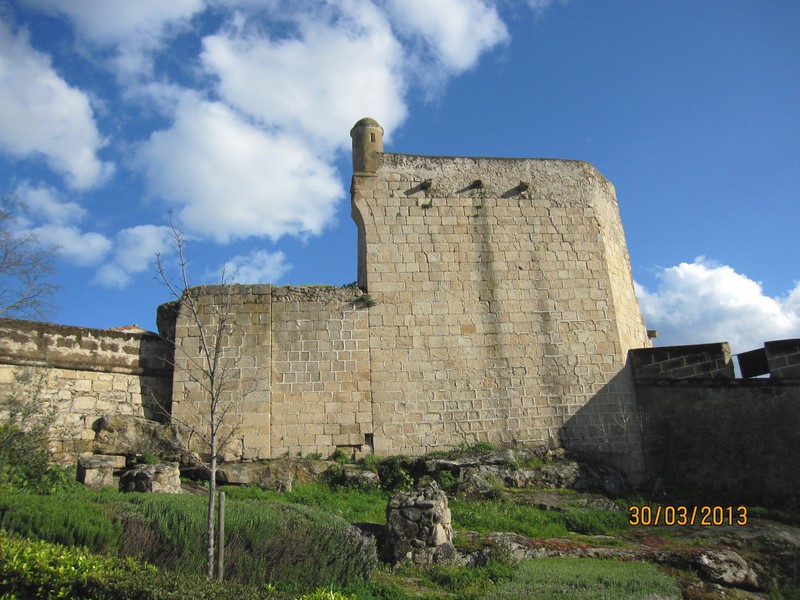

left=206, top=424, right=217, bottom=578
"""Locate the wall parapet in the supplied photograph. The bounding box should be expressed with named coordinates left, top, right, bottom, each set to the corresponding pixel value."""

left=629, top=343, right=734, bottom=381
left=0, top=318, right=171, bottom=376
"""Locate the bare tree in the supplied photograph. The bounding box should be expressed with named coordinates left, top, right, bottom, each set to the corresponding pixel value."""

left=0, top=195, right=57, bottom=319
left=592, top=400, right=649, bottom=493
left=155, top=222, right=241, bottom=579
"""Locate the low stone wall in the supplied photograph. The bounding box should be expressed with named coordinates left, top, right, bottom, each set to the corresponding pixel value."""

left=636, top=379, right=800, bottom=507
left=765, top=339, right=800, bottom=378
left=0, top=319, right=172, bottom=464
left=629, top=343, right=734, bottom=380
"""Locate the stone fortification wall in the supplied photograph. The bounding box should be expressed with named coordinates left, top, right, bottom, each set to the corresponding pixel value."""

left=165, top=285, right=371, bottom=461
left=0, top=319, right=172, bottom=463
left=350, top=119, right=650, bottom=461
left=764, top=339, right=800, bottom=378
left=629, top=343, right=735, bottom=380
left=636, top=379, right=800, bottom=507
left=631, top=340, right=800, bottom=507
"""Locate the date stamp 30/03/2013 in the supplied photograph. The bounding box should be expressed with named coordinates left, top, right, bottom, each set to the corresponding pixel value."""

left=628, top=505, right=748, bottom=527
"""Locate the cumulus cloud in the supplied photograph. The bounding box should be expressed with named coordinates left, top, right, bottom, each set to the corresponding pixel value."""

left=201, top=1, right=407, bottom=149
left=29, top=224, right=111, bottom=266
left=636, top=257, right=800, bottom=354
left=94, top=225, right=174, bottom=288
left=135, top=93, right=343, bottom=244
left=14, top=182, right=111, bottom=266
left=13, top=0, right=520, bottom=288
left=0, top=22, right=113, bottom=188
left=383, top=0, right=509, bottom=73
left=15, top=181, right=85, bottom=224
left=21, top=0, right=206, bottom=79
left=217, top=250, right=292, bottom=284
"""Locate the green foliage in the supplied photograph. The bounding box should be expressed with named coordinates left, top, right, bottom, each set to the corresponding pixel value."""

left=121, top=492, right=377, bottom=591
left=434, top=469, right=458, bottom=491
left=356, top=293, right=376, bottom=308
left=470, top=441, right=497, bottom=453
left=0, top=530, right=283, bottom=600
left=0, top=492, right=122, bottom=553
left=224, top=483, right=388, bottom=524
left=389, top=560, right=515, bottom=600
left=485, top=557, right=682, bottom=600
left=0, top=368, right=78, bottom=494
left=450, top=499, right=628, bottom=539
left=377, top=457, right=413, bottom=492
left=141, top=452, right=161, bottom=465
left=455, top=441, right=497, bottom=455
left=358, top=454, right=380, bottom=473
left=330, top=448, right=350, bottom=464
left=0, top=488, right=377, bottom=592
left=0, top=529, right=140, bottom=600
left=306, top=452, right=323, bottom=461
left=297, top=589, right=357, bottom=600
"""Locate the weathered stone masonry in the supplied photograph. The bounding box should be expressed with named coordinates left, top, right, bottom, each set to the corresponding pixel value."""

left=350, top=119, right=650, bottom=461
left=163, top=285, right=372, bottom=462
left=163, top=118, right=652, bottom=468
left=0, top=118, right=657, bottom=474
left=0, top=319, right=172, bottom=464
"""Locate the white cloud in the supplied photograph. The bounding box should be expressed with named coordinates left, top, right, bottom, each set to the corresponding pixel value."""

left=14, top=182, right=112, bottom=266
left=526, top=0, right=570, bottom=15
left=135, top=93, right=343, bottom=244
left=21, top=0, right=206, bottom=79
left=0, top=22, right=113, bottom=188
left=15, top=181, right=85, bottom=224
left=94, top=225, right=174, bottom=288
left=218, top=250, right=291, bottom=284
left=635, top=257, right=800, bottom=354
left=29, top=224, right=111, bottom=266
left=201, top=1, right=407, bottom=149
left=383, top=0, right=509, bottom=73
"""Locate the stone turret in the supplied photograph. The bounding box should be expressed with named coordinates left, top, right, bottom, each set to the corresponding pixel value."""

left=350, top=117, right=384, bottom=175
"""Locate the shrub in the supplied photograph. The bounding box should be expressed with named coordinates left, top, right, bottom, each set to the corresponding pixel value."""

left=0, top=368, right=78, bottom=494
left=485, top=557, right=682, bottom=599
left=0, top=530, right=283, bottom=600
left=358, top=453, right=380, bottom=473
left=330, top=448, right=350, bottom=464
left=121, top=493, right=377, bottom=591
left=0, top=492, right=122, bottom=553
left=377, top=457, right=413, bottom=492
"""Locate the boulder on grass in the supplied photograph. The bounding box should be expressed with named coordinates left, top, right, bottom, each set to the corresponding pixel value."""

left=119, top=462, right=182, bottom=493
left=386, top=481, right=456, bottom=565
left=77, top=454, right=125, bottom=489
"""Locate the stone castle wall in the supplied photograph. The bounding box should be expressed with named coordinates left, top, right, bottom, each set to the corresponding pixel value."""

left=0, top=319, right=172, bottom=463
left=165, top=285, right=372, bottom=461
left=0, top=119, right=653, bottom=472
left=350, top=132, right=650, bottom=462
left=165, top=120, right=651, bottom=467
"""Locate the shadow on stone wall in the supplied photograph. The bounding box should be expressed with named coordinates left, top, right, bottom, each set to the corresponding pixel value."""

left=635, top=379, right=800, bottom=509
left=558, top=366, right=646, bottom=493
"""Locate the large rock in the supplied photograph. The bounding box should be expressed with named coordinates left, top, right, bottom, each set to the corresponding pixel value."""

left=695, top=549, right=759, bottom=589
left=93, top=415, right=184, bottom=461
left=216, top=458, right=333, bottom=490
left=386, top=481, right=456, bottom=565
left=77, top=454, right=125, bottom=489
left=119, top=462, right=182, bottom=493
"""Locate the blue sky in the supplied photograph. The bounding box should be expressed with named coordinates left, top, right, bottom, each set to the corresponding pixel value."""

left=0, top=0, right=798, bottom=354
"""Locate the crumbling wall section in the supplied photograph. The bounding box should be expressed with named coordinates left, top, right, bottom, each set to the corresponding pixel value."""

left=0, top=319, right=172, bottom=464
